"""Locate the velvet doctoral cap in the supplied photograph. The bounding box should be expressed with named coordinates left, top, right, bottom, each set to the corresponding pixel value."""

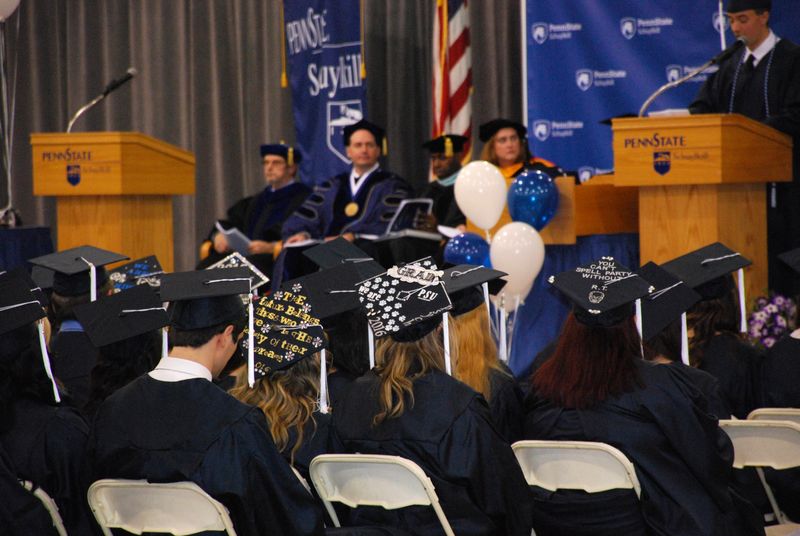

left=727, top=0, right=771, bottom=13
left=478, top=118, right=527, bottom=143
left=422, top=134, right=469, bottom=155
left=260, top=143, right=302, bottom=166
left=343, top=119, right=385, bottom=148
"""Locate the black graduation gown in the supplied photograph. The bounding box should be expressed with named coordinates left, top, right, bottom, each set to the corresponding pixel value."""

left=487, top=366, right=524, bottom=444
left=418, top=180, right=465, bottom=228
left=333, top=369, right=533, bottom=536
left=89, top=376, right=325, bottom=536
left=666, top=361, right=731, bottom=419
left=49, top=328, right=98, bottom=410
left=328, top=369, right=360, bottom=410
left=0, top=397, right=92, bottom=535
left=280, top=411, right=334, bottom=484
left=0, top=445, right=59, bottom=536
left=523, top=360, right=763, bottom=536
left=697, top=333, right=763, bottom=419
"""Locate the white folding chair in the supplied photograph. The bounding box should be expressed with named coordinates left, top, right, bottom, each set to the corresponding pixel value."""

left=20, top=480, right=68, bottom=536
left=719, top=419, right=800, bottom=532
left=309, top=453, right=455, bottom=536
left=87, top=479, right=237, bottom=536
left=511, top=440, right=641, bottom=497
left=749, top=408, right=800, bottom=426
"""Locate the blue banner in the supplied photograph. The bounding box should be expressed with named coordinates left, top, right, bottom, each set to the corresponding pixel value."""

left=283, top=1, right=366, bottom=184
left=525, top=0, right=800, bottom=181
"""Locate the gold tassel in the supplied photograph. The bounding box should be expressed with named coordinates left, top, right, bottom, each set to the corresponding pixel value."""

left=287, top=147, right=294, bottom=167
left=360, top=0, right=367, bottom=79
left=444, top=137, right=453, bottom=158
left=280, top=1, right=288, bottom=88
left=382, top=137, right=388, bottom=155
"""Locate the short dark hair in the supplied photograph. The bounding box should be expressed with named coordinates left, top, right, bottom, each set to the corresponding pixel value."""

left=170, top=315, right=246, bottom=349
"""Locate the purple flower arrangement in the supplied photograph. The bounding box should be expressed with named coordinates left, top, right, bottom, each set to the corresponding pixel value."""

left=748, top=294, right=797, bottom=348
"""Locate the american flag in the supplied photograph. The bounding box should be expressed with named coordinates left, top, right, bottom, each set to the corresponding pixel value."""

left=432, top=0, right=472, bottom=158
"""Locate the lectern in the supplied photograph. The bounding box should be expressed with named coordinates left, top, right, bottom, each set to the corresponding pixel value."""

left=612, top=113, right=793, bottom=299
left=31, top=132, right=195, bottom=272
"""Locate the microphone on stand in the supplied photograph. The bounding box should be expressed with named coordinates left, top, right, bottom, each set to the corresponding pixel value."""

left=638, top=39, right=745, bottom=117
left=67, top=67, right=137, bottom=133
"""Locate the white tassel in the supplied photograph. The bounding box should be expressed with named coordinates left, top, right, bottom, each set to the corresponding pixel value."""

left=482, top=282, right=491, bottom=325
left=367, top=324, right=375, bottom=369
left=635, top=298, right=644, bottom=358
left=681, top=312, right=690, bottom=366
left=319, top=348, right=329, bottom=414
left=247, top=295, right=255, bottom=388
left=37, top=320, right=60, bottom=403
left=737, top=268, right=747, bottom=333
left=161, top=327, right=169, bottom=359
left=499, top=305, right=508, bottom=363
left=442, top=313, right=451, bottom=375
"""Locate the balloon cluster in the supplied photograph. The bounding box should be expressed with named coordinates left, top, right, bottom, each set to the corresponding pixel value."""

left=447, top=161, right=556, bottom=312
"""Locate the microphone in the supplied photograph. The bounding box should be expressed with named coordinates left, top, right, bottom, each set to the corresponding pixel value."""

left=710, top=38, right=745, bottom=65
left=67, top=67, right=138, bottom=133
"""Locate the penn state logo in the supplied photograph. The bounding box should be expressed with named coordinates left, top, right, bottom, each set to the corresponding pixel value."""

left=533, top=120, right=551, bottom=142
left=578, top=166, right=594, bottom=183
left=66, top=164, right=81, bottom=186
left=712, top=12, right=729, bottom=34
left=620, top=18, right=637, bottom=40
left=576, top=69, right=593, bottom=91
left=653, top=151, right=671, bottom=175
left=532, top=23, right=548, bottom=45
left=326, top=100, right=364, bottom=164
left=666, top=65, right=682, bottom=83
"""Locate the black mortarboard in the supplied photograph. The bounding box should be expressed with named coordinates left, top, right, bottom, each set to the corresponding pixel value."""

left=108, top=255, right=164, bottom=292
left=260, top=143, right=302, bottom=166
left=29, top=245, right=128, bottom=297
left=661, top=242, right=751, bottom=300
left=422, top=135, right=469, bottom=156
left=0, top=267, right=48, bottom=306
left=74, top=285, right=169, bottom=347
left=0, top=279, right=45, bottom=337
left=548, top=257, right=653, bottom=327
left=356, top=257, right=452, bottom=341
left=206, top=252, right=269, bottom=291
left=778, top=247, right=800, bottom=275
left=727, top=0, right=771, bottom=13
left=160, top=268, right=251, bottom=330
left=478, top=118, right=527, bottom=143
left=442, top=264, right=507, bottom=317
left=303, top=237, right=377, bottom=269
left=343, top=119, right=385, bottom=150
left=637, top=262, right=701, bottom=342
left=31, top=265, right=54, bottom=292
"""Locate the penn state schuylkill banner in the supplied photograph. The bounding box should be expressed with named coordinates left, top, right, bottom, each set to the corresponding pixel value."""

left=524, top=0, right=800, bottom=182
left=283, top=1, right=366, bottom=184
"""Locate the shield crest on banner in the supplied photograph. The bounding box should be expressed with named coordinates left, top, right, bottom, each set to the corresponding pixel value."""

left=533, top=120, right=551, bottom=142
left=327, top=100, right=364, bottom=164
left=620, top=18, right=637, bottom=39
left=666, top=65, right=682, bottom=82
left=532, top=23, right=548, bottom=45
left=712, top=12, right=729, bottom=33
left=578, top=166, right=594, bottom=183
left=576, top=69, right=593, bottom=91
left=67, top=165, right=81, bottom=186
left=653, top=152, right=671, bottom=175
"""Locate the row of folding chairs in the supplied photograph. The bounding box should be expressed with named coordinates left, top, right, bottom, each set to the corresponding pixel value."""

left=27, top=407, right=800, bottom=535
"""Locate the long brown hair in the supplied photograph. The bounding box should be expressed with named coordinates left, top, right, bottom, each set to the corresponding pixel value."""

left=686, top=285, right=741, bottom=367
left=372, top=318, right=457, bottom=426
left=230, top=355, right=320, bottom=463
left=533, top=313, right=641, bottom=409
left=478, top=132, right=532, bottom=166
left=453, top=306, right=507, bottom=400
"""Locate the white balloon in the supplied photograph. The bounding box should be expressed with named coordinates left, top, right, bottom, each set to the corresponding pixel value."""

left=0, top=0, right=20, bottom=21
left=490, top=222, right=545, bottom=312
left=454, top=160, right=507, bottom=230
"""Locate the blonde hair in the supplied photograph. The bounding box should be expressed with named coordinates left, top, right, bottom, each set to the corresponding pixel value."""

left=453, top=306, right=507, bottom=400
left=373, top=317, right=457, bottom=426
left=230, top=355, right=320, bottom=463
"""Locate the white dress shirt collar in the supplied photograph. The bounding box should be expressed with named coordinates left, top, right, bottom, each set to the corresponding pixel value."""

left=744, top=31, right=778, bottom=68
left=148, top=356, right=213, bottom=382
left=349, top=163, right=380, bottom=197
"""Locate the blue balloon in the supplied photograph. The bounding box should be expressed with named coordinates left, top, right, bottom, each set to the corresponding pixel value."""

left=444, top=232, right=490, bottom=267
left=507, top=169, right=559, bottom=231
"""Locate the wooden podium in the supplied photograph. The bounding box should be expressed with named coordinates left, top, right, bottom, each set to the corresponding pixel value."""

left=612, top=113, right=793, bottom=299
left=31, top=132, right=195, bottom=272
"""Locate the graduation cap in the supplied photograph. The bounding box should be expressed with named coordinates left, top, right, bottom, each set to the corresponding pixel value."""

left=778, top=247, right=800, bottom=275
left=303, top=237, right=377, bottom=269
left=0, top=276, right=60, bottom=402
left=29, top=245, right=129, bottom=301
left=548, top=256, right=654, bottom=328
left=260, top=143, right=302, bottom=167
left=31, top=265, right=54, bottom=293
left=478, top=118, right=526, bottom=143
left=206, top=252, right=270, bottom=291
left=442, top=264, right=507, bottom=317
left=422, top=135, right=469, bottom=158
left=0, top=267, right=49, bottom=306
left=637, top=262, right=702, bottom=365
left=74, top=285, right=169, bottom=348
left=727, top=0, right=771, bottom=13
left=160, top=268, right=252, bottom=331
left=108, top=255, right=164, bottom=292
left=343, top=119, right=387, bottom=154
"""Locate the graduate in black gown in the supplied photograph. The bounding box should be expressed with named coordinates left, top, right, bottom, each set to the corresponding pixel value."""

left=523, top=257, right=763, bottom=536
left=0, top=274, right=94, bottom=535
left=29, top=245, right=128, bottom=410
left=334, top=258, right=533, bottom=536
left=199, top=143, right=311, bottom=275
left=89, top=268, right=324, bottom=536
left=418, top=135, right=467, bottom=230
left=689, top=0, right=800, bottom=295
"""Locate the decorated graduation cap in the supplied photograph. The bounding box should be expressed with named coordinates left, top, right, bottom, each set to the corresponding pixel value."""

left=442, top=264, right=507, bottom=317
left=29, top=245, right=128, bottom=301
left=74, top=285, right=169, bottom=349
left=0, top=276, right=60, bottom=402
left=548, top=256, right=654, bottom=329
left=778, top=247, right=800, bottom=275
left=303, top=237, right=377, bottom=269
left=637, top=262, right=702, bottom=365
left=478, top=118, right=527, bottom=143
left=343, top=119, right=387, bottom=154
left=0, top=267, right=49, bottom=306
left=662, top=242, right=751, bottom=332
left=422, top=135, right=469, bottom=158
left=260, top=143, right=302, bottom=167
left=160, top=268, right=252, bottom=330
left=108, top=255, right=164, bottom=292
left=207, top=252, right=270, bottom=291
left=727, top=0, right=771, bottom=13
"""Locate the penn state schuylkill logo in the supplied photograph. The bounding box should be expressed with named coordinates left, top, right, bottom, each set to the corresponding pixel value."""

left=666, top=65, right=682, bottom=83
left=576, top=69, right=593, bottom=91
left=712, top=11, right=730, bottom=34
left=578, top=166, right=594, bottom=184
left=620, top=17, right=637, bottom=39
left=532, top=23, right=548, bottom=45
left=533, top=120, right=551, bottom=142
left=327, top=100, right=364, bottom=164
left=66, top=164, right=81, bottom=186
left=653, top=151, right=671, bottom=175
